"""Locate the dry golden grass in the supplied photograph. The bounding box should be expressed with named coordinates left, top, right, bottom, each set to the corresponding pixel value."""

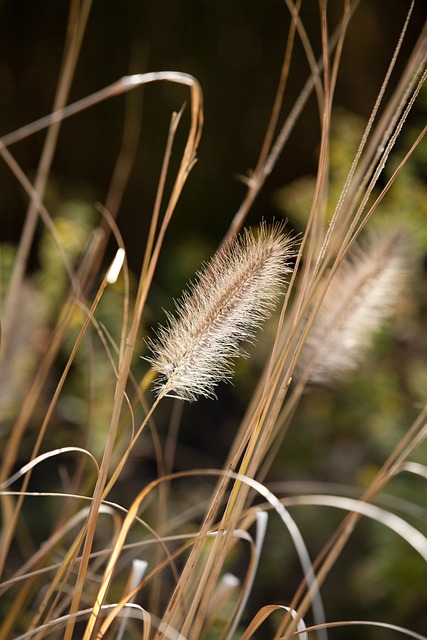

left=0, top=2, right=426, bottom=639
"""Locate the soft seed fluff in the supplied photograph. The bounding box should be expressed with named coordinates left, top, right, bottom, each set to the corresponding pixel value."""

left=297, top=228, right=410, bottom=385
left=147, top=223, right=294, bottom=401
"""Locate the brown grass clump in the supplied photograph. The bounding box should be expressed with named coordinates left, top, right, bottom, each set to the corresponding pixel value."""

left=0, top=2, right=426, bottom=640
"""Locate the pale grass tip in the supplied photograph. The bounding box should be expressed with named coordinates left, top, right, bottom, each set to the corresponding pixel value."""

left=297, top=227, right=411, bottom=385
left=147, top=222, right=295, bottom=401
left=107, top=248, right=125, bottom=284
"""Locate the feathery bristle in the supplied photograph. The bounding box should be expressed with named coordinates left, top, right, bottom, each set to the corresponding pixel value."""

left=147, top=223, right=294, bottom=401
left=297, top=228, right=411, bottom=385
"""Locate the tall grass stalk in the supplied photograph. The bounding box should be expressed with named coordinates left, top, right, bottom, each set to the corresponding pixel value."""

left=0, top=2, right=426, bottom=639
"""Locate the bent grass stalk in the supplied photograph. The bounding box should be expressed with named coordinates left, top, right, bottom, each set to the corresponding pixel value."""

left=0, top=64, right=203, bottom=637
left=0, top=0, right=93, bottom=367
left=0, top=257, right=121, bottom=639
left=64, top=74, right=203, bottom=640
left=0, top=64, right=203, bottom=636
left=1, top=3, right=426, bottom=639
left=276, top=401, right=427, bottom=640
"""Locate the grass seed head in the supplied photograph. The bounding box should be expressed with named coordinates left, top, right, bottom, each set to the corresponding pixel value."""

left=297, top=228, right=411, bottom=385
left=147, top=222, right=295, bottom=401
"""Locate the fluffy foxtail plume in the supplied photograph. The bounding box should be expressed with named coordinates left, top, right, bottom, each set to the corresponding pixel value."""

left=297, top=228, right=411, bottom=385
left=147, top=223, right=294, bottom=401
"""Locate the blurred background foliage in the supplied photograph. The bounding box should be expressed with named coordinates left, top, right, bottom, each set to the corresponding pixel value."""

left=0, top=1, right=426, bottom=637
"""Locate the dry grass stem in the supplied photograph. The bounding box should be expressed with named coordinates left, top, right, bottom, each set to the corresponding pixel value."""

left=0, top=3, right=426, bottom=640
